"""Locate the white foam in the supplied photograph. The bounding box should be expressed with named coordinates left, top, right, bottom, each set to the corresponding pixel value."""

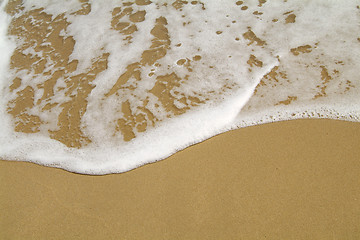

left=0, top=0, right=16, bottom=143
left=0, top=0, right=359, bottom=174
left=234, top=0, right=360, bottom=127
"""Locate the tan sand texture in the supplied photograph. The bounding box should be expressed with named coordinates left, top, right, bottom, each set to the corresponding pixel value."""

left=1, top=119, right=360, bottom=239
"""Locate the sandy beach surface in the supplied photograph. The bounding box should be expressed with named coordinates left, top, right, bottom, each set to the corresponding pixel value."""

left=1, top=1, right=360, bottom=239
left=1, top=119, right=360, bottom=239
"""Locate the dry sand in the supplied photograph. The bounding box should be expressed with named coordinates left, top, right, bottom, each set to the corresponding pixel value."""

left=1, top=119, right=360, bottom=239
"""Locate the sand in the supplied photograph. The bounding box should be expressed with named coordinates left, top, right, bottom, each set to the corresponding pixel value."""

left=1, top=1, right=360, bottom=238
left=1, top=119, right=360, bottom=239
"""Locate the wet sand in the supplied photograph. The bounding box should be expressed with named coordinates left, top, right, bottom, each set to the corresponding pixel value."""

left=1, top=119, right=360, bottom=239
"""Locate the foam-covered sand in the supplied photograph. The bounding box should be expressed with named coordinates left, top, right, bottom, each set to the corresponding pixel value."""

left=236, top=1, right=360, bottom=126
left=0, top=0, right=359, bottom=174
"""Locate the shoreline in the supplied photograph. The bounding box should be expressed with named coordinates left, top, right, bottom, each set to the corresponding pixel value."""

left=1, top=118, right=359, bottom=239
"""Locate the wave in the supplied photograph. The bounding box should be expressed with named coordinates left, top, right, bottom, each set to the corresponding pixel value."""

left=0, top=0, right=359, bottom=174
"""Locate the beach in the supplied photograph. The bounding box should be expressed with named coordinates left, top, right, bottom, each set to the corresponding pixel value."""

left=1, top=119, right=360, bottom=239
left=1, top=0, right=360, bottom=238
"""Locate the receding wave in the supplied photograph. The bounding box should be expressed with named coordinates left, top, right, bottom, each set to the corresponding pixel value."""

left=0, top=0, right=359, bottom=174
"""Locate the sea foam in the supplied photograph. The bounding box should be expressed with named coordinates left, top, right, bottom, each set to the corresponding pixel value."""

left=0, top=0, right=359, bottom=174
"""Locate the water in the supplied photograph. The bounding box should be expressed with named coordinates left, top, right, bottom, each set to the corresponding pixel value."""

left=0, top=0, right=359, bottom=174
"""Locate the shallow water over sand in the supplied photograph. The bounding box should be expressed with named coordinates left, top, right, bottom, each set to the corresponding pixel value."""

left=0, top=0, right=359, bottom=174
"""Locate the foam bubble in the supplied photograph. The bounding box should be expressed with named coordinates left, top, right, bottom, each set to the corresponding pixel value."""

left=0, top=0, right=359, bottom=174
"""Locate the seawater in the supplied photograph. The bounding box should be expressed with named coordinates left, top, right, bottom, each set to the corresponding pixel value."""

left=0, top=0, right=359, bottom=174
